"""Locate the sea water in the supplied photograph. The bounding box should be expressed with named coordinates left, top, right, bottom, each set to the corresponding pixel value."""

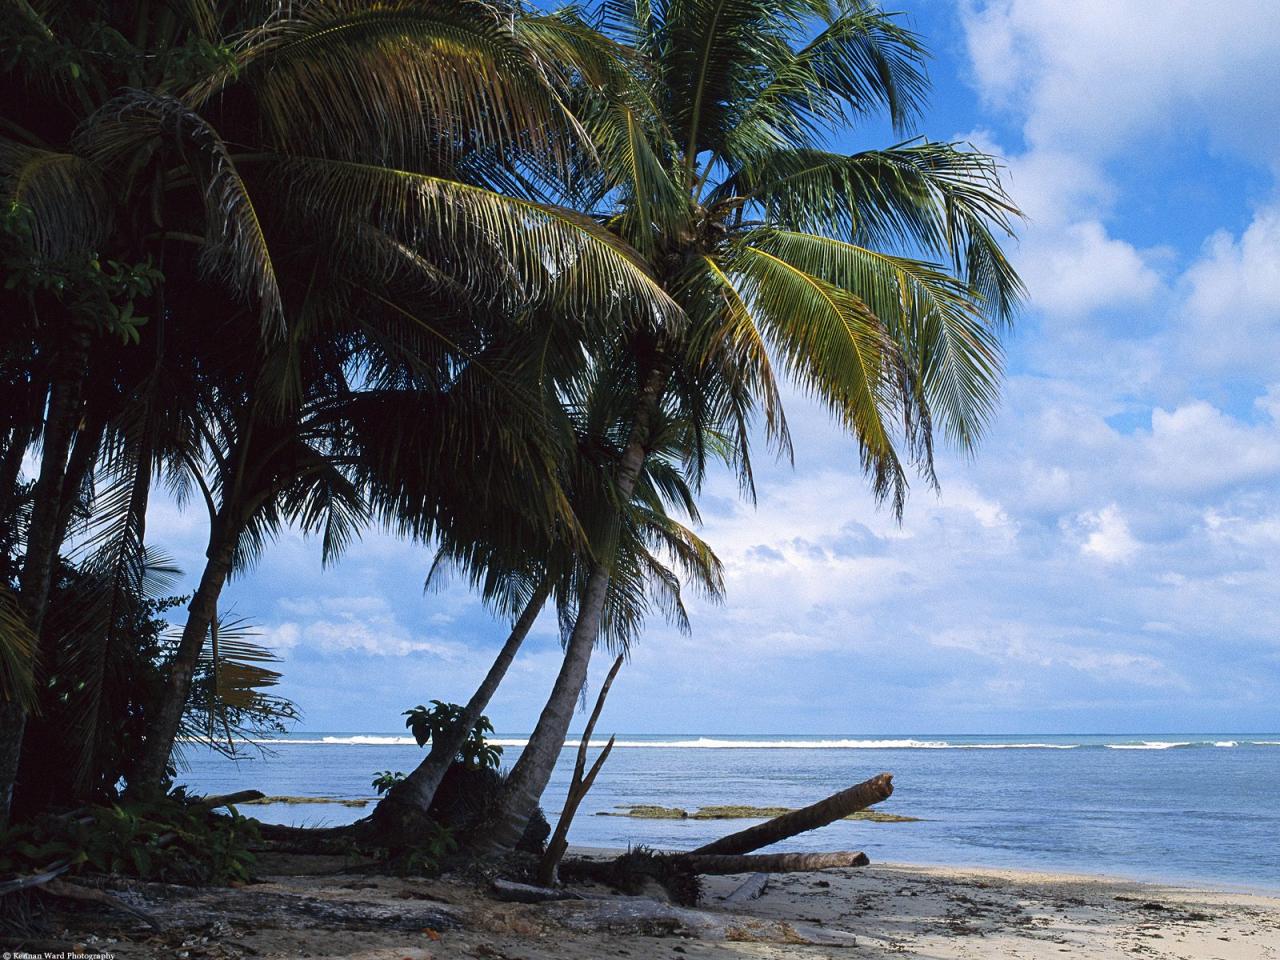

left=176, top=733, right=1280, bottom=892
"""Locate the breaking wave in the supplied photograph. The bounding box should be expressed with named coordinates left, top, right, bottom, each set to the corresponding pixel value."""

left=231, top=735, right=1280, bottom=750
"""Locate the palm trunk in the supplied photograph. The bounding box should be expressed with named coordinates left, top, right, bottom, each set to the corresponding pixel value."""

left=1, top=331, right=90, bottom=825
left=370, top=580, right=550, bottom=837
left=688, top=773, right=894, bottom=856
left=131, top=532, right=237, bottom=792
left=480, top=361, right=670, bottom=855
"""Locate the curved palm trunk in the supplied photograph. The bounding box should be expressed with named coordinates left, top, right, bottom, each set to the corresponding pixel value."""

left=1, top=334, right=90, bottom=825
left=480, top=362, right=669, bottom=856
left=131, top=533, right=236, bottom=792
left=370, top=579, right=550, bottom=836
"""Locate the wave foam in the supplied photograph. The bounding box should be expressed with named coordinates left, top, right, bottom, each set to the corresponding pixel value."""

left=1106, top=741, right=1191, bottom=750
left=235, top=736, right=1280, bottom=749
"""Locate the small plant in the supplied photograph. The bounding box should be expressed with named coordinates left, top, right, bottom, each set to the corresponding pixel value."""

left=402, top=701, right=503, bottom=770
left=383, top=821, right=458, bottom=876
left=0, top=794, right=259, bottom=885
left=371, top=770, right=406, bottom=795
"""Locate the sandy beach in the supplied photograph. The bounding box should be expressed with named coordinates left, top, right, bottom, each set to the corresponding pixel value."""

left=17, top=850, right=1279, bottom=960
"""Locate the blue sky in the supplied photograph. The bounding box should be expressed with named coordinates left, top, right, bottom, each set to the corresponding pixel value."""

left=148, top=0, right=1280, bottom=734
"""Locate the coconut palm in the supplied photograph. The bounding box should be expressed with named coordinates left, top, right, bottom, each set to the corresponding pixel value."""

left=479, top=0, right=1023, bottom=852
left=0, top=0, right=675, bottom=818
left=353, top=338, right=727, bottom=840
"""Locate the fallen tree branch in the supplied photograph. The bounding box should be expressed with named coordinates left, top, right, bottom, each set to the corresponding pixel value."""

left=42, top=879, right=164, bottom=930
left=677, top=850, right=869, bottom=875
left=0, top=859, right=72, bottom=896
left=723, top=873, right=769, bottom=904
left=689, top=773, right=893, bottom=856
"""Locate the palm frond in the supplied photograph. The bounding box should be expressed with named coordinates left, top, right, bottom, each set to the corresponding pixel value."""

left=190, top=0, right=582, bottom=168
left=0, top=139, right=110, bottom=259
left=732, top=242, right=907, bottom=510
left=723, top=141, right=1024, bottom=323
left=78, top=90, right=284, bottom=330
left=0, top=585, right=37, bottom=711
left=753, top=229, right=1003, bottom=448
left=274, top=156, right=683, bottom=330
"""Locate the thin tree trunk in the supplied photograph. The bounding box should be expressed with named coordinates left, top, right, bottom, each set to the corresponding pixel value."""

left=2, top=331, right=91, bottom=825
left=538, top=654, right=624, bottom=885
left=480, top=361, right=670, bottom=856
left=369, top=580, right=550, bottom=836
left=131, top=533, right=237, bottom=792
left=688, top=773, right=894, bottom=857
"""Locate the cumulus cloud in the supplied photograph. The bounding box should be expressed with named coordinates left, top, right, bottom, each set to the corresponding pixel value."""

left=1066, top=505, right=1141, bottom=564
left=962, top=0, right=1280, bottom=157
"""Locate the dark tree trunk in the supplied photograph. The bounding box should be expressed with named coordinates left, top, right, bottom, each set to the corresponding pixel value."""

left=480, top=361, right=670, bottom=856
left=689, top=773, right=894, bottom=857
left=1, top=329, right=91, bottom=825
left=131, top=532, right=237, bottom=792
left=369, top=580, right=550, bottom=840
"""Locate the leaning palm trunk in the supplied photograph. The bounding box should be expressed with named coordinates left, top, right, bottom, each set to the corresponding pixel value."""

left=131, top=534, right=237, bottom=792
left=1, top=332, right=91, bottom=824
left=689, top=773, right=894, bottom=856
left=480, top=363, right=669, bottom=855
left=369, top=579, right=551, bottom=839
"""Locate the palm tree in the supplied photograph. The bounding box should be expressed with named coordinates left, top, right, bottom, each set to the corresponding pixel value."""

left=354, top=343, right=726, bottom=841
left=0, top=0, right=675, bottom=818
left=479, top=0, right=1023, bottom=853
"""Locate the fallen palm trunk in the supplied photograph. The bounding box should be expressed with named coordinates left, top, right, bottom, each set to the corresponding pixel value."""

left=689, top=773, right=893, bottom=856
left=679, top=850, right=869, bottom=874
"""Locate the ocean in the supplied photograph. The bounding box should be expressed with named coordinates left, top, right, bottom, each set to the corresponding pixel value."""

left=176, top=733, right=1280, bottom=892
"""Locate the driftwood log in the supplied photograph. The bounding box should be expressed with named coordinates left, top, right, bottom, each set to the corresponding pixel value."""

left=680, top=850, right=869, bottom=874
left=490, top=878, right=584, bottom=903
left=689, top=773, right=893, bottom=856
left=536, top=897, right=859, bottom=947
left=723, top=872, right=769, bottom=904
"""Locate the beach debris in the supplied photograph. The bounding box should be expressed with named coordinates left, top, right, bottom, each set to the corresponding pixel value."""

left=490, top=879, right=584, bottom=904
left=722, top=873, right=769, bottom=904
left=536, top=896, right=859, bottom=947
left=98, top=878, right=465, bottom=933
left=538, top=655, right=624, bottom=886
left=689, top=772, right=894, bottom=856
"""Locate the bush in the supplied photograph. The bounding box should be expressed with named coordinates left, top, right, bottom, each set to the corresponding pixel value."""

left=0, top=794, right=259, bottom=885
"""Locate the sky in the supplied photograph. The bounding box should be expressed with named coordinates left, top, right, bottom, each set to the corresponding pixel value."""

left=148, top=0, right=1280, bottom=735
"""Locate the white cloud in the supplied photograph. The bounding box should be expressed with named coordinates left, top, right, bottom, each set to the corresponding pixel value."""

left=1066, top=504, right=1140, bottom=563
left=1018, top=220, right=1162, bottom=318
left=1175, top=207, right=1280, bottom=373
left=1137, top=402, right=1280, bottom=493
left=962, top=1, right=1280, bottom=158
